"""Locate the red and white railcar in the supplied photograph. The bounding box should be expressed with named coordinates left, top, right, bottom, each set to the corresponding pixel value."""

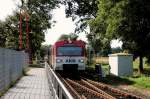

left=50, top=40, right=86, bottom=71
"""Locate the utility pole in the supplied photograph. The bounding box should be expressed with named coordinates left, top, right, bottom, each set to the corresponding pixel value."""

left=19, top=2, right=23, bottom=50
left=19, top=0, right=32, bottom=64
left=19, top=0, right=29, bottom=50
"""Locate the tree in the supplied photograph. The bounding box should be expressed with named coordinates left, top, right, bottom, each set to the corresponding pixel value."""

left=57, top=34, right=69, bottom=41
left=62, top=0, right=106, bottom=58
left=86, top=33, right=111, bottom=57
left=39, top=44, right=51, bottom=59
left=57, top=33, right=78, bottom=41
left=107, top=0, right=150, bottom=73
left=70, top=33, right=78, bottom=40
left=111, top=47, right=122, bottom=54
left=4, top=13, right=21, bottom=49
left=89, top=0, right=150, bottom=73
left=0, top=21, right=7, bottom=47
left=0, top=0, right=59, bottom=63
left=88, top=0, right=113, bottom=55
left=62, top=0, right=98, bottom=33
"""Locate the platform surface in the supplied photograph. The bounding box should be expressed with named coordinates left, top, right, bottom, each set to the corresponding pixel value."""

left=0, top=68, right=52, bottom=99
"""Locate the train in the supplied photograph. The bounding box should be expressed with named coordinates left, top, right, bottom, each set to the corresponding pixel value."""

left=48, top=40, right=86, bottom=71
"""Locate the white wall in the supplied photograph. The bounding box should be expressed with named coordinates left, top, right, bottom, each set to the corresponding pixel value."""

left=109, top=56, right=118, bottom=75
left=118, top=56, right=133, bottom=76
left=109, top=54, right=133, bottom=76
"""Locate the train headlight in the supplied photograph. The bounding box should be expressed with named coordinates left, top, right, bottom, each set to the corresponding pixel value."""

left=79, top=59, right=84, bottom=63
left=56, top=59, right=62, bottom=63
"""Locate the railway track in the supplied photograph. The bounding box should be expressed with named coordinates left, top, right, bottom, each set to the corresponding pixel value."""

left=64, top=78, right=115, bottom=99
left=84, top=78, right=142, bottom=99
left=56, top=71, right=142, bottom=99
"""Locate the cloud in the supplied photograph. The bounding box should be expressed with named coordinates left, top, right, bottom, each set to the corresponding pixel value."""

left=0, top=0, right=20, bottom=20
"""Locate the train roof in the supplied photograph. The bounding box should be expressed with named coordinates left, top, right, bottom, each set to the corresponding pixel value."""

left=54, top=40, right=86, bottom=47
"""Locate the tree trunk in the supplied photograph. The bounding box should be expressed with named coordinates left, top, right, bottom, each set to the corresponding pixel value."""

left=25, top=48, right=32, bottom=64
left=28, top=33, right=33, bottom=64
left=139, top=55, right=144, bottom=73
left=29, top=49, right=33, bottom=64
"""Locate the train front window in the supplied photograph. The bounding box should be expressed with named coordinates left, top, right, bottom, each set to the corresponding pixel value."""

left=57, top=47, right=82, bottom=56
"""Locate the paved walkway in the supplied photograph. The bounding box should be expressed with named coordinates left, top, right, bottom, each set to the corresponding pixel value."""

left=1, top=68, right=52, bottom=99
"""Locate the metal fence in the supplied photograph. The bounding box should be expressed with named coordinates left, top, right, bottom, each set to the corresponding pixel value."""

left=45, top=62, right=74, bottom=99
left=0, top=48, right=29, bottom=93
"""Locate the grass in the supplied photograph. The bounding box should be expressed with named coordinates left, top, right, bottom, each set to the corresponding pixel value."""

left=129, top=76, right=150, bottom=89
left=89, top=57, right=150, bottom=89
left=23, top=67, right=30, bottom=76
left=132, top=58, right=150, bottom=89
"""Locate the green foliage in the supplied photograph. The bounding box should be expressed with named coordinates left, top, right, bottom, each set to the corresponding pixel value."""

left=102, top=75, right=150, bottom=89
left=62, top=0, right=98, bottom=33
left=89, top=0, right=150, bottom=72
left=87, top=57, right=150, bottom=90
left=40, top=44, right=51, bottom=59
left=57, top=34, right=69, bottom=41
left=61, top=0, right=111, bottom=56
left=0, top=0, right=59, bottom=56
left=24, top=0, right=59, bottom=55
left=0, top=21, right=7, bottom=47
left=57, top=33, right=78, bottom=41
left=111, top=47, right=123, bottom=54
left=70, top=33, right=78, bottom=40
left=129, top=76, right=150, bottom=89
left=89, top=0, right=127, bottom=39
left=63, top=0, right=97, bottom=17
left=4, top=13, right=21, bottom=49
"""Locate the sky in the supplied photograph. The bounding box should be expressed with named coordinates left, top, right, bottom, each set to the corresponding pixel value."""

left=0, top=0, right=122, bottom=48
left=43, top=6, right=88, bottom=45
left=0, top=0, right=20, bottom=20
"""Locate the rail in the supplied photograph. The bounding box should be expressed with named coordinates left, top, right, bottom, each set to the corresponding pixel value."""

left=45, top=62, right=74, bottom=99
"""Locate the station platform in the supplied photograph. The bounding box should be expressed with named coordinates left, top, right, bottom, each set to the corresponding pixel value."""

left=0, top=68, right=52, bottom=99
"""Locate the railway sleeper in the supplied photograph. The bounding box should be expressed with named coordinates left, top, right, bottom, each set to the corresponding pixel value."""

left=62, top=78, right=82, bottom=99
left=86, top=79, right=142, bottom=99
left=66, top=78, right=112, bottom=99
left=81, top=79, right=116, bottom=99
